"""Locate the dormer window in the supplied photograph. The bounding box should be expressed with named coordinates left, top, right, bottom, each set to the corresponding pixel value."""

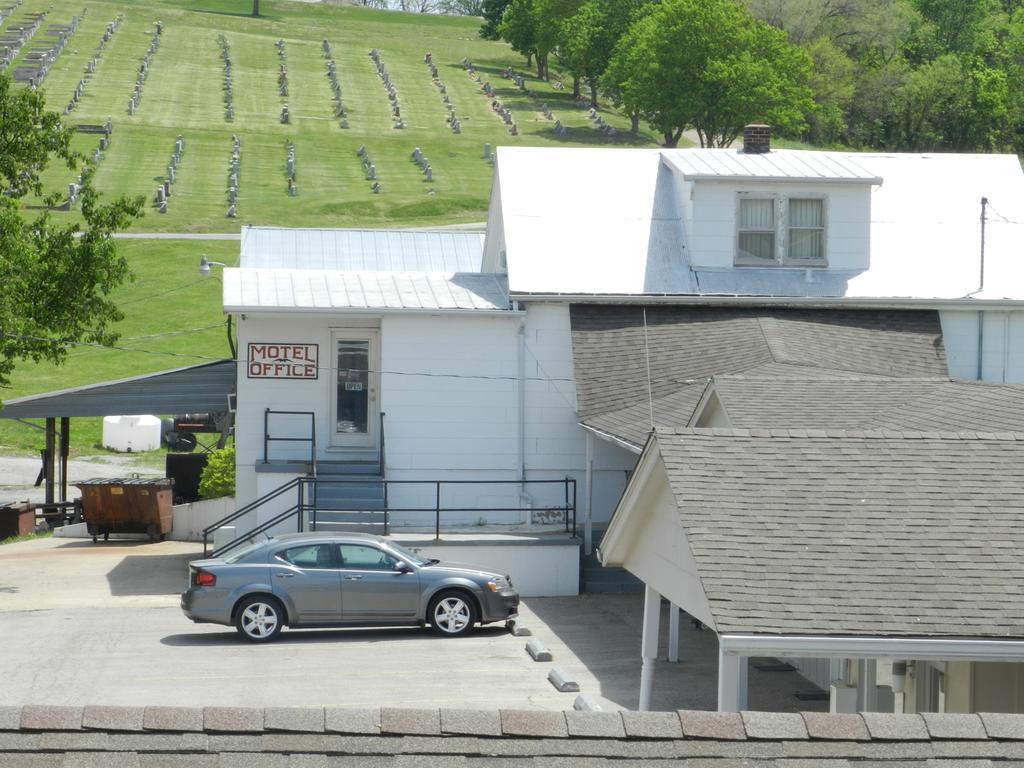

left=736, top=194, right=827, bottom=267
left=788, top=199, right=824, bottom=262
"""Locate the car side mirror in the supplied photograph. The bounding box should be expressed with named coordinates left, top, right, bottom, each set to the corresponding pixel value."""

left=394, top=561, right=411, bottom=573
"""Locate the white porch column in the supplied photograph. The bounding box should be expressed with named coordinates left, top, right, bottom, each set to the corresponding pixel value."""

left=857, top=658, right=879, bottom=712
left=638, top=584, right=661, bottom=711
left=584, top=431, right=594, bottom=555
left=668, top=603, right=681, bottom=663
left=718, top=648, right=748, bottom=712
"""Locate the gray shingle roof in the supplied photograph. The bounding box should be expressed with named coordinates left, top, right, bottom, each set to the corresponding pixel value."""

left=656, top=429, right=1024, bottom=637
left=2, top=705, right=1022, bottom=764
left=569, top=305, right=947, bottom=422
left=712, top=376, right=1024, bottom=432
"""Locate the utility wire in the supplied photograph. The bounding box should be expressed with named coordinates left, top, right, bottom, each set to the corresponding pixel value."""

left=0, top=331, right=576, bottom=384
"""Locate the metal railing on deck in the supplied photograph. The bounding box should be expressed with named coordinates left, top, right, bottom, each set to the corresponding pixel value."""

left=202, top=476, right=577, bottom=558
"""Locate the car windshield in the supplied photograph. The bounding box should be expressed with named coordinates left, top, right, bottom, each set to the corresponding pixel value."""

left=223, top=540, right=267, bottom=564
left=386, top=541, right=429, bottom=567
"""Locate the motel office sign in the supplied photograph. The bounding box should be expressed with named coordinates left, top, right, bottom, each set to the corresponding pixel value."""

left=247, top=343, right=319, bottom=379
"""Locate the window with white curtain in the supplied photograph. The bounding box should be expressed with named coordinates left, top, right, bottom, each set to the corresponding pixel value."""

left=788, top=198, right=824, bottom=262
left=737, top=198, right=776, bottom=263
left=735, top=195, right=827, bottom=266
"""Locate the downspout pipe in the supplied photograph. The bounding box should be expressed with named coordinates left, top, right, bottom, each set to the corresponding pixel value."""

left=517, top=316, right=532, bottom=521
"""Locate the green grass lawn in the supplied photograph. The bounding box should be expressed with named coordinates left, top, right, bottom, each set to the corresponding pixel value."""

left=0, top=239, right=234, bottom=457
left=0, top=0, right=672, bottom=457
left=13, top=0, right=663, bottom=232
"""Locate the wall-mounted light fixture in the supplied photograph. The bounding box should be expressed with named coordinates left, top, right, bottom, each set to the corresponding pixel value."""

left=199, top=254, right=228, bottom=277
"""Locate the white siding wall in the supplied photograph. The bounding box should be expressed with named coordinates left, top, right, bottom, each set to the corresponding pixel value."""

left=234, top=305, right=635, bottom=528
left=686, top=180, right=872, bottom=271
left=941, top=309, right=1024, bottom=383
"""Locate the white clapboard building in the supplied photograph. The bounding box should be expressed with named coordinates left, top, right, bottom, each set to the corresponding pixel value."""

left=223, top=130, right=1024, bottom=618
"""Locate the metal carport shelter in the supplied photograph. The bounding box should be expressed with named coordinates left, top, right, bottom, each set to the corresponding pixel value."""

left=0, top=360, right=235, bottom=506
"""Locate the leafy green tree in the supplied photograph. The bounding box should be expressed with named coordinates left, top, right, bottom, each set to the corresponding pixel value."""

left=498, top=0, right=544, bottom=75
left=480, top=0, right=512, bottom=38
left=559, top=0, right=652, bottom=107
left=0, top=73, right=144, bottom=394
left=604, top=0, right=813, bottom=147
left=894, top=54, right=1009, bottom=149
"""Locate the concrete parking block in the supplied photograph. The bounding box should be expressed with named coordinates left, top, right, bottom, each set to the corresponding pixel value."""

left=525, top=638, right=552, bottom=662
left=547, top=667, right=579, bottom=692
left=439, top=709, right=502, bottom=737
left=20, top=705, right=83, bottom=731
left=324, top=708, right=380, bottom=734
left=264, top=708, right=325, bottom=733
left=83, top=706, right=146, bottom=732
left=500, top=709, right=568, bottom=738
left=204, top=707, right=265, bottom=733
left=143, top=707, right=204, bottom=732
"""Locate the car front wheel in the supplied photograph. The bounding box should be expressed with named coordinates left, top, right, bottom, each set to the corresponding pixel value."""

left=428, top=591, right=476, bottom=637
left=235, top=596, right=284, bottom=642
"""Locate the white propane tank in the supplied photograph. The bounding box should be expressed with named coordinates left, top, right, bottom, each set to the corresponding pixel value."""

left=101, top=415, right=162, bottom=453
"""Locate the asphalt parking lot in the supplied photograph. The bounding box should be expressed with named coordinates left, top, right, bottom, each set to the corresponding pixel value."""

left=0, top=537, right=825, bottom=712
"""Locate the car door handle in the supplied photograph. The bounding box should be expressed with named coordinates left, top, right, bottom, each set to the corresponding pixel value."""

left=344, top=575, right=363, bottom=581
left=276, top=573, right=296, bottom=578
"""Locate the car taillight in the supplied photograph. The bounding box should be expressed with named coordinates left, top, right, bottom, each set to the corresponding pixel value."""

left=194, top=570, right=216, bottom=587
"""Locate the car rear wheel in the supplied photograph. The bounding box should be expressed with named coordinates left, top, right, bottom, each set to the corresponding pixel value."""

left=235, top=596, right=284, bottom=642
left=428, top=591, right=476, bottom=637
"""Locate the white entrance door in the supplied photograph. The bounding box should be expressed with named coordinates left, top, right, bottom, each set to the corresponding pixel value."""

left=331, top=330, right=379, bottom=450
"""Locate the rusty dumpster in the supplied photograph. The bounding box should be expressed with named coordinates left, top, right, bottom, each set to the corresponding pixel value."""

left=75, top=478, right=173, bottom=543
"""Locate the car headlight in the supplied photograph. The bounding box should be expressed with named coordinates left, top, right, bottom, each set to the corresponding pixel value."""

left=486, top=575, right=511, bottom=592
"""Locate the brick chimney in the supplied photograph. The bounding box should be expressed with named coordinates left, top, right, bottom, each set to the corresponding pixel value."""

left=742, top=124, right=770, bottom=154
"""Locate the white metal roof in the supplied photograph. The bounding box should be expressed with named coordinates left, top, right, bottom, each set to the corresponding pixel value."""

left=490, top=147, right=1024, bottom=301
left=239, top=226, right=485, bottom=272
left=663, top=148, right=883, bottom=183
left=488, top=147, right=695, bottom=296
left=223, top=268, right=510, bottom=313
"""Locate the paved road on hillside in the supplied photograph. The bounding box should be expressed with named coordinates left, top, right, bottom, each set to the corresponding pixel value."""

left=111, top=222, right=487, bottom=240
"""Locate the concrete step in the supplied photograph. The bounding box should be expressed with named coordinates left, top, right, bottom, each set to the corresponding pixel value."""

left=317, top=461, right=380, bottom=476
left=311, top=485, right=385, bottom=502
left=308, top=520, right=388, bottom=535
left=312, top=508, right=387, bottom=523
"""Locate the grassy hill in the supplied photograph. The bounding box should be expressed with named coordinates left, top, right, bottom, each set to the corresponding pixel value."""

left=0, top=0, right=663, bottom=459
left=16, top=0, right=660, bottom=232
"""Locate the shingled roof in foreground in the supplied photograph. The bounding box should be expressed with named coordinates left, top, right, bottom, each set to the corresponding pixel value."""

left=657, top=429, right=1024, bottom=637
left=5, top=705, right=1024, bottom=765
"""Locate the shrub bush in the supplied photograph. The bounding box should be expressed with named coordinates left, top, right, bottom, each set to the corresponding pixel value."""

left=199, top=445, right=235, bottom=499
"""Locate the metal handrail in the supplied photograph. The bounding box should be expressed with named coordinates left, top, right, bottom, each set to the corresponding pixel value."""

left=297, top=477, right=578, bottom=538
left=209, top=504, right=302, bottom=558
left=378, top=411, right=386, bottom=477
left=205, top=476, right=578, bottom=558
left=202, top=477, right=302, bottom=555
left=263, top=409, right=316, bottom=474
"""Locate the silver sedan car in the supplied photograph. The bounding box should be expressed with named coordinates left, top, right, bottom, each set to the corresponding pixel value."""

left=180, top=532, right=520, bottom=642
